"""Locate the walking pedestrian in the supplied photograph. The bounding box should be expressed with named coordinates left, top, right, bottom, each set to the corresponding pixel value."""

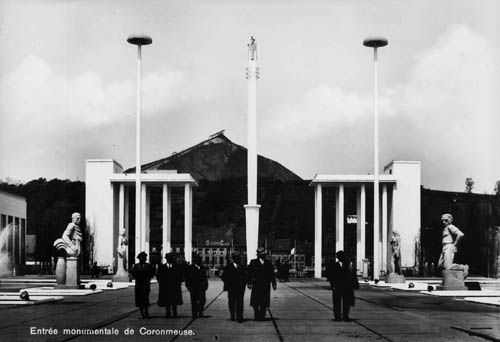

left=130, top=251, right=155, bottom=319
left=185, top=254, right=208, bottom=319
left=157, top=252, right=183, bottom=318
left=248, top=247, right=276, bottom=321
left=326, top=251, right=358, bottom=322
left=221, top=251, right=247, bottom=322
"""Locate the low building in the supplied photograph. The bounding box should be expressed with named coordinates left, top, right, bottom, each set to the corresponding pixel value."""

left=0, top=190, right=27, bottom=275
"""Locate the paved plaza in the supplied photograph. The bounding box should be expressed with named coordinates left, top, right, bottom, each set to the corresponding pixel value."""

left=0, top=278, right=500, bottom=342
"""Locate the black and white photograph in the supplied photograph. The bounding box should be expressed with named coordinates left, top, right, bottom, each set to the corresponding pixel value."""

left=0, top=0, right=499, bottom=341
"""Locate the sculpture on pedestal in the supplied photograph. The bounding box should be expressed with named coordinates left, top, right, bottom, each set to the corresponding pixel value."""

left=438, top=213, right=469, bottom=275
left=113, top=228, right=130, bottom=282
left=53, top=213, right=83, bottom=288
left=390, top=230, right=402, bottom=275
left=54, top=213, right=82, bottom=257
left=117, top=228, right=128, bottom=271
left=386, top=230, right=405, bottom=283
left=248, top=36, right=257, bottom=61
left=439, top=213, right=469, bottom=290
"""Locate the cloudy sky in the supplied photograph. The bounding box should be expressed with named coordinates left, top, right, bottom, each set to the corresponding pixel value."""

left=0, top=0, right=499, bottom=193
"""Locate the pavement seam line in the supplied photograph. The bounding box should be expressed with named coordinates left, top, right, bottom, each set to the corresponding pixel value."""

left=169, top=290, right=225, bottom=342
left=267, top=308, right=285, bottom=342
left=285, top=283, right=394, bottom=342
left=451, top=326, right=500, bottom=342
left=0, top=291, right=135, bottom=331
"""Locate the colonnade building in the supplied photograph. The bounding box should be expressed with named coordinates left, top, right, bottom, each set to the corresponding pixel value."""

left=85, top=159, right=197, bottom=268
left=86, top=158, right=420, bottom=279
left=310, top=160, right=421, bottom=278
left=0, top=190, right=27, bottom=275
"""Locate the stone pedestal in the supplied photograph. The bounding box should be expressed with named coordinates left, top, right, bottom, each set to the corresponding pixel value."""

left=55, top=257, right=84, bottom=289
left=113, top=261, right=130, bottom=282
left=442, top=270, right=467, bottom=290
left=55, top=257, right=66, bottom=285
left=386, top=273, right=405, bottom=283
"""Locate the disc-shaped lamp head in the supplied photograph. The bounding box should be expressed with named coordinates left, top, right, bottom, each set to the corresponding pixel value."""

left=363, top=37, right=388, bottom=48
left=127, top=35, right=153, bottom=46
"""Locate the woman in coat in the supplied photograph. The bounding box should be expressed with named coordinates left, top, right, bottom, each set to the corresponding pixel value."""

left=130, top=251, right=156, bottom=319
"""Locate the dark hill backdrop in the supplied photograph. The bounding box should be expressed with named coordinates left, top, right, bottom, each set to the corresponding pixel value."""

left=1, top=132, right=500, bottom=276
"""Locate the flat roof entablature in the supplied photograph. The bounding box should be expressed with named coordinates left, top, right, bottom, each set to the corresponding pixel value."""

left=109, top=173, right=198, bottom=187
left=309, top=174, right=397, bottom=187
left=383, top=160, right=421, bottom=171
left=86, top=159, right=124, bottom=169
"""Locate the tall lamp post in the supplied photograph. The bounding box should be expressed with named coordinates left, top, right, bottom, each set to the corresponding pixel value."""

left=244, top=36, right=261, bottom=263
left=363, top=37, right=388, bottom=281
left=128, top=34, right=152, bottom=255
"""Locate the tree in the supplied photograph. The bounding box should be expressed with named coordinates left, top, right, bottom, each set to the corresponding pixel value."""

left=465, top=177, right=474, bottom=193
left=494, top=180, right=500, bottom=195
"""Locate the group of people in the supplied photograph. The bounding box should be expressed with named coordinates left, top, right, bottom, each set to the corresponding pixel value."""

left=129, top=246, right=277, bottom=322
left=274, top=258, right=291, bottom=282
left=130, top=251, right=208, bottom=320
left=129, top=213, right=469, bottom=323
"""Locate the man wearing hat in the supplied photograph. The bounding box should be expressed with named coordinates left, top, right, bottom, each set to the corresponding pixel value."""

left=221, top=251, right=247, bottom=322
left=438, top=213, right=469, bottom=277
left=157, top=252, right=184, bottom=318
left=130, top=251, right=156, bottom=319
left=247, top=247, right=276, bottom=321
left=185, top=254, right=209, bottom=319
left=326, top=251, right=358, bottom=322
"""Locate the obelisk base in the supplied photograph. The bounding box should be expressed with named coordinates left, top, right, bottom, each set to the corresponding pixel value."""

left=244, top=204, right=261, bottom=264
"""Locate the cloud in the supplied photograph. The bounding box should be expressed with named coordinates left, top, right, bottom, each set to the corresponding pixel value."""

left=398, top=25, right=498, bottom=192
left=263, top=24, right=499, bottom=191
left=0, top=54, right=189, bottom=181
left=265, top=84, right=396, bottom=141
left=266, top=25, right=496, bottom=143
left=0, top=55, right=187, bottom=132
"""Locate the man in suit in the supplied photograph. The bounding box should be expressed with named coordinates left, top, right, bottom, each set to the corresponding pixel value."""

left=157, top=252, right=184, bottom=318
left=326, top=250, right=358, bottom=322
left=248, top=247, right=276, bottom=321
left=221, top=251, right=247, bottom=323
left=130, top=251, right=156, bottom=319
left=185, top=254, right=208, bottom=319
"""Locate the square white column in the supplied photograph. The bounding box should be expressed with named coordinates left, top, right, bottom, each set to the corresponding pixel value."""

left=124, top=187, right=130, bottom=235
left=140, top=183, right=147, bottom=253
left=119, top=184, right=125, bottom=232
left=145, top=186, right=151, bottom=255
left=382, top=184, right=388, bottom=273
left=184, top=184, right=193, bottom=264
left=314, top=184, right=322, bottom=278
left=118, top=184, right=125, bottom=270
left=162, top=184, right=171, bottom=255
left=356, top=184, right=366, bottom=273
left=335, top=184, right=344, bottom=252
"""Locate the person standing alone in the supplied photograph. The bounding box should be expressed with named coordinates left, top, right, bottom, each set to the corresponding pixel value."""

left=130, top=252, right=155, bottom=319
left=157, top=252, right=184, bottom=318
left=185, top=254, right=208, bottom=319
left=222, top=251, right=247, bottom=322
left=326, top=250, right=358, bottom=322
left=248, top=247, right=276, bottom=321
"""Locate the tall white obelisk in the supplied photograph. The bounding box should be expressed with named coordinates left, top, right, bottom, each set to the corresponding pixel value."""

left=244, top=36, right=261, bottom=263
left=128, top=35, right=152, bottom=254
left=364, top=37, right=388, bottom=281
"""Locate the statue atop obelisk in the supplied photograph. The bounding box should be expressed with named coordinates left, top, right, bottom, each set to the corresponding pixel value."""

left=244, top=36, right=261, bottom=263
